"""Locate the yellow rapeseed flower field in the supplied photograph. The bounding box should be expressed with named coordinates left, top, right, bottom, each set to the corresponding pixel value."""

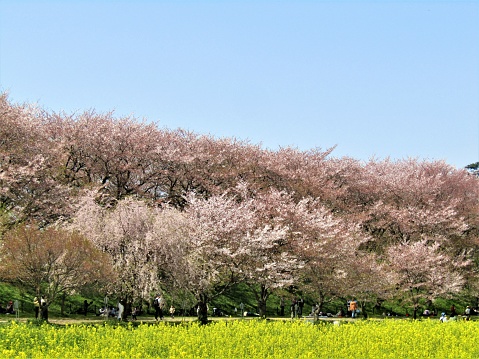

left=0, top=319, right=478, bottom=358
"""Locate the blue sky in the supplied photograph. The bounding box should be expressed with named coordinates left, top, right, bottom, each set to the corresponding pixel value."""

left=1, top=1, right=478, bottom=169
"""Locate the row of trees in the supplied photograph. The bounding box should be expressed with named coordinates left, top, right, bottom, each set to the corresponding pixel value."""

left=1, top=92, right=479, bottom=322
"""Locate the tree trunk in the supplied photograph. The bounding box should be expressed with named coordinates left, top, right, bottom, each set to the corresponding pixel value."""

left=257, top=284, right=269, bottom=318
left=197, top=293, right=209, bottom=325
left=359, top=301, right=368, bottom=319
left=318, top=291, right=325, bottom=312
left=60, top=292, right=66, bottom=316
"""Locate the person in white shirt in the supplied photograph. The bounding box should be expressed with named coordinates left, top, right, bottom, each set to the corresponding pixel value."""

left=117, top=300, right=124, bottom=321
left=439, top=312, right=447, bottom=322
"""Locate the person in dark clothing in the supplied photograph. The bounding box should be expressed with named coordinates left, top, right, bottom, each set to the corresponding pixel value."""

left=40, top=296, right=48, bottom=321
left=153, top=294, right=164, bottom=320
left=297, top=297, right=304, bottom=317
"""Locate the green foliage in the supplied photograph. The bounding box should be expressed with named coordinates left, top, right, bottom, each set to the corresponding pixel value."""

left=0, top=282, right=109, bottom=319
left=466, top=162, right=479, bottom=176
left=0, top=282, right=21, bottom=302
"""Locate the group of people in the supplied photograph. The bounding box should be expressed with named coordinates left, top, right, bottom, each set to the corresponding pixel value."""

left=153, top=293, right=166, bottom=320
left=97, top=303, right=129, bottom=320
left=33, top=296, right=48, bottom=321
left=25, top=291, right=479, bottom=323
left=289, top=297, right=305, bottom=318
left=287, top=298, right=356, bottom=320
left=420, top=304, right=477, bottom=322
left=93, top=294, right=175, bottom=321
left=152, top=293, right=176, bottom=320
left=279, top=296, right=332, bottom=319
left=98, top=306, right=119, bottom=318
left=0, top=300, right=16, bottom=315
left=442, top=305, right=477, bottom=322
left=311, top=304, right=334, bottom=319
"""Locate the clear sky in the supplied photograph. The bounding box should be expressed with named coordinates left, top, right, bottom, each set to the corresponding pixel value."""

left=1, top=1, right=478, bottom=169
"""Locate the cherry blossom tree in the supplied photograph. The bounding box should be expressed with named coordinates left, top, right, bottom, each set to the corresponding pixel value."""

left=339, top=252, right=392, bottom=318
left=177, top=192, right=258, bottom=323
left=53, top=111, right=162, bottom=204
left=72, top=189, right=297, bottom=322
left=265, top=191, right=369, bottom=312
left=71, top=195, right=164, bottom=302
left=0, top=94, right=72, bottom=226
left=237, top=225, right=299, bottom=317
left=4, top=92, right=479, bottom=319
left=385, top=239, right=468, bottom=319
left=146, top=206, right=196, bottom=310
left=347, top=159, right=476, bottom=250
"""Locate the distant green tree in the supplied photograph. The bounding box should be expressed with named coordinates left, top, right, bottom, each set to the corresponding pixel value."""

left=466, top=162, right=479, bottom=176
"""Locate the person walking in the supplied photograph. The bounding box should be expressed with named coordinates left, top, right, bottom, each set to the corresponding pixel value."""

left=153, top=294, right=165, bottom=320
left=117, top=300, right=124, bottom=321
